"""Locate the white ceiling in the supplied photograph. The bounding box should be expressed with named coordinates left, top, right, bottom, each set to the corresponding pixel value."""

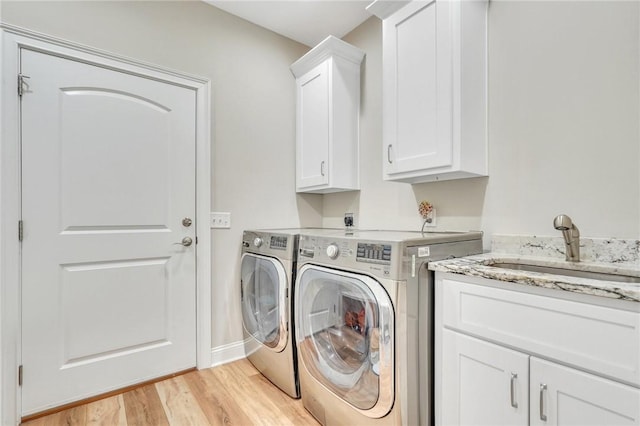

left=203, top=1, right=373, bottom=47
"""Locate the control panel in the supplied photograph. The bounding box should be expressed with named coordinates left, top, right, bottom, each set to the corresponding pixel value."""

left=296, top=231, right=484, bottom=281
left=242, top=232, right=294, bottom=261
left=356, top=243, right=391, bottom=264
left=297, top=235, right=395, bottom=280
left=269, top=235, right=288, bottom=250
left=299, top=238, right=395, bottom=263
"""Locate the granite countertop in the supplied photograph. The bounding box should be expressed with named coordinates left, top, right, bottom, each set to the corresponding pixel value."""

left=428, top=235, right=640, bottom=303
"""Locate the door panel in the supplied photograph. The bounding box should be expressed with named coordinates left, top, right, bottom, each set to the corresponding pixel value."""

left=383, top=0, right=453, bottom=175
left=441, top=330, right=529, bottom=426
left=240, top=254, right=288, bottom=352
left=61, top=258, right=170, bottom=364
left=20, top=48, right=197, bottom=415
left=297, top=62, right=329, bottom=188
left=530, top=357, right=640, bottom=426
left=295, top=265, right=394, bottom=417
left=59, top=88, right=171, bottom=230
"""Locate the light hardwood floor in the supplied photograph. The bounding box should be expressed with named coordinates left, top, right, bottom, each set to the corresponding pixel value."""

left=22, top=359, right=319, bottom=426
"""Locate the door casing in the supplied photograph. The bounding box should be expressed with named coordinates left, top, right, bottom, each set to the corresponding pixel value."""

left=0, top=24, right=212, bottom=425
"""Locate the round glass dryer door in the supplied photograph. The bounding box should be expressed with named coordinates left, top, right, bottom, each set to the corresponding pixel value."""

left=296, top=264, right=394, bottom=417
left=241, top=253, right=288, bottom=352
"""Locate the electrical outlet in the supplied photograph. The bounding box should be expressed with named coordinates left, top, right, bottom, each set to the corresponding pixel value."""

left=210, top=212, right=231, bottom=229
left=424, top=208, right=437, bottom=227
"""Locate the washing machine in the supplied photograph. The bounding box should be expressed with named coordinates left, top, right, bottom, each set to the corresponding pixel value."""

left=294, top=230, right=483, bottom=425
left=240, top=228, right=340, bottom=398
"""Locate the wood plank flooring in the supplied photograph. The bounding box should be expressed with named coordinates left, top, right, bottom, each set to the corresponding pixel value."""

left=22, top=359, right=319, bottom=426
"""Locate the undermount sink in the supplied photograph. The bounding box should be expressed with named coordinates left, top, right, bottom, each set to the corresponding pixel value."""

left=490, top=262, right=640, bottom=284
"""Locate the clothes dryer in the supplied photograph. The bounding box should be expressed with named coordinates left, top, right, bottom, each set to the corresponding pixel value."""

left=295, top=230, right=483, bottom=425
left=240, top=228, right=340, bottom=398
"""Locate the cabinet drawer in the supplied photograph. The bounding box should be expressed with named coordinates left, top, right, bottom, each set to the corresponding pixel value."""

left=441, top=276, right=640, bottom=387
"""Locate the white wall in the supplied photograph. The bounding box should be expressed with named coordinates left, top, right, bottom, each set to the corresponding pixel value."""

left=333, top=1, right=640, bottom=247
left=0, top=0, right=322, bottom=353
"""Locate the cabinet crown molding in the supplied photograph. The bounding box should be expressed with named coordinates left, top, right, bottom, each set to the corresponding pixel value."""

left=290, top=35, right=365, bottom=78
left=366, top=0, right=411, bottom=19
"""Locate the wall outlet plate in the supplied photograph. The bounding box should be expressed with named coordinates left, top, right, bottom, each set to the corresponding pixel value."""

left=210, top=212, right=231, bottom=229
left=424, top=208, right=436, bottom=227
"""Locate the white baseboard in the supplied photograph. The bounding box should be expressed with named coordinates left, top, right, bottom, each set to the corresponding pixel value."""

left=210, top=340, right=246, bottom=367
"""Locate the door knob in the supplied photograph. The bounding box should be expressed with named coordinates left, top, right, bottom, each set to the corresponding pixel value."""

left=182, top=217, right=192, bottom=227
left=174, top=237, right=193, bottom=247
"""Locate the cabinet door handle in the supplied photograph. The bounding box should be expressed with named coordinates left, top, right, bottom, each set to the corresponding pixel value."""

left=539, top=383, right=548, bottom=421
left=320, top=161, right=326, bottom=176
left=387, top=145, right=393, bottom=164
left=510, top=373, right=518, bottom=408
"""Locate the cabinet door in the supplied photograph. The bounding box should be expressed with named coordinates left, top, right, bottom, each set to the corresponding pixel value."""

left=383, top=0, right=453, bottom=177
left=296, top=61, right=329, bottom=190
left=442, top=330, right=529, bottom=426
left=531, top=357, right=640, bottom=426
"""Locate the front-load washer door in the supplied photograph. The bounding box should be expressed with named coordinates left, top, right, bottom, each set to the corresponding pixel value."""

left=296, top=264, right=394, bottom=418
left=241, top=253, right=288, bottom=352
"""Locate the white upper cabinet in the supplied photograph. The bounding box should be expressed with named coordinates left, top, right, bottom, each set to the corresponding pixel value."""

left=290, top=36, right=365, bottom=193
left=368, top=0, right=488, bottom=183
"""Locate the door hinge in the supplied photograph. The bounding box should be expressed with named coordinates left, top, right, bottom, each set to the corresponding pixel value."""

left=18, top=220, right=23, bottom=242
left=195, top=236, right=198, bottom=245
left=18, top=74, right=30, bottom=97
left=18, top=365, right=23, bottom=386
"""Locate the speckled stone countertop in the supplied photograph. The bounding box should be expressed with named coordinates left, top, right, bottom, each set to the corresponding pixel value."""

left=429, top=235, right=640, bottom=303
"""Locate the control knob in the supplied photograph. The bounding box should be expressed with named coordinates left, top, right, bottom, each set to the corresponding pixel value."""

left=253, top=237, right=263, bottom=248
left=326, top=243, right=340, bottom=259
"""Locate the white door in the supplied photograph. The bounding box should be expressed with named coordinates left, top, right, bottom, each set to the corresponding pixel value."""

left=20, top=48, right=197, bottom=415
left=441, top=330, right=529, bottom=426
left=383, top=0, right=453, bottom=176
left=296, top=61, right=330, bottom=190
left=531, top=357, right=640, bottom=426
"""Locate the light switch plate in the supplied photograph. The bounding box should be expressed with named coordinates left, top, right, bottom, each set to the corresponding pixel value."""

left=210, top=212, right=231, bottom=228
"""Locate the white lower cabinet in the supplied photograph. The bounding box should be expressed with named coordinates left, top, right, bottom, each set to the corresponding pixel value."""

left=531, top=357, right=640, bottom=426
left=442, top=330, right=640, bottom=426
left=442, top=329, right=529, bottom=426
left=436, top=273, right=640, bottom=426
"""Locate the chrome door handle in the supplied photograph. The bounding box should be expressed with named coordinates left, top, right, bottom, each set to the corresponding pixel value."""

left=174, top=237, right=193, bottom=247
left=510, top=373, right=518, bottom=408
left=540, top=383, right=548, bottom=421
left=320, top=161, right=326, bottom=176
left=387, top=144, right=393, bottom=164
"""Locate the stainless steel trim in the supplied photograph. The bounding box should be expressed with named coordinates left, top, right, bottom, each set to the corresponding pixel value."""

left=240, top=253, right=289, bottom=353
left=295, top=264, right=395, bottom=418
left=510, top=373, right=518, bottom=408
left=540, top=383, right=548, bottom=421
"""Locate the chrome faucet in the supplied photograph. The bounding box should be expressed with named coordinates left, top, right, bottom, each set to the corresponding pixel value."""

left=553, top=214, right=580, bottom=262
